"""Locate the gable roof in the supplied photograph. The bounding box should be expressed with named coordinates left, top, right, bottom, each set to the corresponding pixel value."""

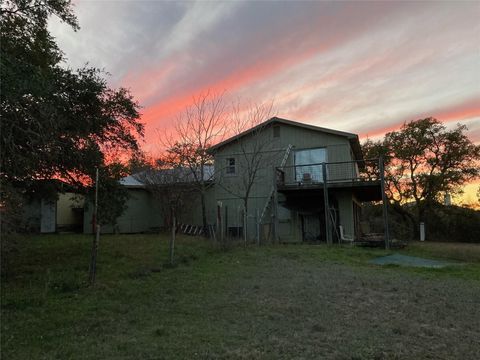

left=208, top=117, right=363, bottom=160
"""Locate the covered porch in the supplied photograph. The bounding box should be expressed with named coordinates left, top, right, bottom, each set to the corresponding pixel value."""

left=275, top=159, right=389, bottom=246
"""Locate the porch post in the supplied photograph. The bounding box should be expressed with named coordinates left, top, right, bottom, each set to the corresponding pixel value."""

left=322, top=162, right=331, bottom=244
left=379, top=157, right=390, bottom=249
left=273, top=166, right=279, bottom=244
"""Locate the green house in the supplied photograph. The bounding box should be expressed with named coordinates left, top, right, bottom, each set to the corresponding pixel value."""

left=91, top=117, right=384, bottom=243
left=209, top=117, right=383, bottom=243
left=83, top=170, right=216, bottom=234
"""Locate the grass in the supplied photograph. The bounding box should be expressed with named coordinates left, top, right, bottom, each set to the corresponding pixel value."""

left=2, top=234, right=480, bottom=359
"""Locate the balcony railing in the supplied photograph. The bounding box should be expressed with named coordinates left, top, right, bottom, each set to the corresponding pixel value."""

left=276, top=158, right=381, bottom=187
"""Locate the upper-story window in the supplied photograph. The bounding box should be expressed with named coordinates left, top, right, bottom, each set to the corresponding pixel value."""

left=226, top=157, right=236, bottom=175
left=273, top=125, right=280, bottom=138
left=294, top=148, right=327, bottom=182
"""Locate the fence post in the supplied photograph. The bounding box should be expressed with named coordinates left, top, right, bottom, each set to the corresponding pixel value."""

left=217, top=201, right=223, bottom=246
left=379, top=156, right=390, bottom=249
left=256, top=208, right=260, bottom=246
left=273, top=166, right=279, bottom=243
left=243, top=207, right=247, bottom=247
left=169, top=212, right=176, bottom=265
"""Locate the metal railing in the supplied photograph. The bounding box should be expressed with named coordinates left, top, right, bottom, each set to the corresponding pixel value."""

left=277, top=158, right=381, bottom=187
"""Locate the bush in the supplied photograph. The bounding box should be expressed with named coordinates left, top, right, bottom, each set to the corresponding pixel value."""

left=425, top=204, right=480, bottom=243
left=361, top=203, right=480, bottom=243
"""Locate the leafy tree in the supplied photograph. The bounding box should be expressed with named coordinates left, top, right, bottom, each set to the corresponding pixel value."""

left=1, top=0, right=143, bottom=229
left=363, top=118, right=480, bottom=231
left=94, top=163, right=130, bottom=228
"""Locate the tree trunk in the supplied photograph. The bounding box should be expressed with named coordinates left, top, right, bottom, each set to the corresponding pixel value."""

left=89, top=225, right=100, bottom=286
left=200, top=189, right=208, bottom=238
left=243, top=199, right=248, bottom=247
left=169, top=213, right=176, bottom=265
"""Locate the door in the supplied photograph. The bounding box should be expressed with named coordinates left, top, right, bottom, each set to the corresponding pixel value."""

left=301, top=213, right=324, bottom=242
left=41, top=199, right=56, bottom=233
left=294, top=148, right=327, bottom=182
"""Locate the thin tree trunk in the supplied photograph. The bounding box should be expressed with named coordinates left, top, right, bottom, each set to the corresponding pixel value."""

left=243, top=199, right=248, bottom=248
left=170, top=213, right=176, bottom=265
left=200, top=190, right=208, bottom=238
left=89, top=225, right=100, bottom=286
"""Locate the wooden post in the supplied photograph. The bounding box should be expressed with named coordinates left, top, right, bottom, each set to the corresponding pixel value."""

left=256, top=208, right=260, bottom=246
left=89, top=225, right=100, bottom=285
left=379, top=157, right=390, bottom=249
left=169, top=210, right=176, bottom=265
left=322, top=162, right=331, bottom=244
left=273, top=166, right=279, bottom=244
left=243, top=207, right=247, bottom=248
left=217, top=201, right=223, bottom=246
left=89, top=167, right=100, bottom=286
left=225, top=205, right=228, bottom=244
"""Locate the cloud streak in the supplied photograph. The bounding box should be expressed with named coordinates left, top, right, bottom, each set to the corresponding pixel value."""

left=50, top=0, right=480, bottom=149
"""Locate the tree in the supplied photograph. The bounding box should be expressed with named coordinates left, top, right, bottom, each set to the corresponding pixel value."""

left=363, top=118, right=480, bottom=231
left=94, top=163, right=130, bottom=228
left=134, top=156, right=195, bottom=265
left=161, top=92, right=227, bottom=234
left=1, top=0, right=143, bottom=231
left=217, top=101, right=277, bottom=245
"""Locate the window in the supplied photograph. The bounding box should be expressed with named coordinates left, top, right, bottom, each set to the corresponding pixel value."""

left=294, top=148, right=327, bottom=182
left=226, top=157, right=236, bottom=175
left=273, top=125, right=280, bottom=138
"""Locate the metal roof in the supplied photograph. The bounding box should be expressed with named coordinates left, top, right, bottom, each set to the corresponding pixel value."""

left=120, top=165, right=214, bottom=188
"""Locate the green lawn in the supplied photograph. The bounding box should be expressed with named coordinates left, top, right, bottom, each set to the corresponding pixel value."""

left=2, top=234, right=480, bottom=359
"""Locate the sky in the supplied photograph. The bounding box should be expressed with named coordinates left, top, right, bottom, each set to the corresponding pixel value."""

left=50, top=0, right=480, bottom=203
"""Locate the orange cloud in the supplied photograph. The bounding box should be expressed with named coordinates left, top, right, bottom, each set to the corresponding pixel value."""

left=138, top=45, right=324, bottom=148
left=358, top=98, right=480, bottom=140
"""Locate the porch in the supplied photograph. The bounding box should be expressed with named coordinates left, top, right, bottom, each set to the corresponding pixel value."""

left=274, top=159, right=389, bottom=246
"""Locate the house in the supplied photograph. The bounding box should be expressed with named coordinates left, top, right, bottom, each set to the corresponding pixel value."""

left=209, top=117, right=383, bottom=243
left=83, top=167, right=216, bottom=234
left=89, top=117, right=385, bottom=243
left=21, top=180, right=84, bottom=233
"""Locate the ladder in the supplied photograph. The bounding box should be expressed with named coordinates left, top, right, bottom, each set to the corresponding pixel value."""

left=259, top=144, right=293, bottom=224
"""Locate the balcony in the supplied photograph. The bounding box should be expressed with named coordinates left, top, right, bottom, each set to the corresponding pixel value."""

left=276, top=159, right=382, bottom=202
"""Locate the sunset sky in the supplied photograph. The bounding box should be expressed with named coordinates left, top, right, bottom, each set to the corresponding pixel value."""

left=50, top=1, right=479, bottom=203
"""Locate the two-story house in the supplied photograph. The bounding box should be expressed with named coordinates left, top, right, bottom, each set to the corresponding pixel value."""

left=85, top=117, right=385, bottom=244
left=210, top=117, right=383, bottom=243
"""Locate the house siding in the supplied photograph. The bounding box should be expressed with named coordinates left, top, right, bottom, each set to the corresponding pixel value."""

left=214, top=122, right=356, bottom=242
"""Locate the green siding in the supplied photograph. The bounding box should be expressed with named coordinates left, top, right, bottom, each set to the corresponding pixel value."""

left=213, top=122, right=356, bottom=242
left=84, top=189, right=164, bottom=234
left=336, top=190, right=354, bottom=239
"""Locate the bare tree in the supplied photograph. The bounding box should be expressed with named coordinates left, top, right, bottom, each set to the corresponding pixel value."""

left=135, top=155, right=194, bottom=265
left=217, top=101, right=278, bottom=245
left=161, top=91, right=227, bottom=235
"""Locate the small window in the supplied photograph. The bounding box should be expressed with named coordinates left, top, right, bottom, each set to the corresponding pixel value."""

left=226, top=157, right=236, bottom=175
left=273, top=125, right=280, bottom=138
